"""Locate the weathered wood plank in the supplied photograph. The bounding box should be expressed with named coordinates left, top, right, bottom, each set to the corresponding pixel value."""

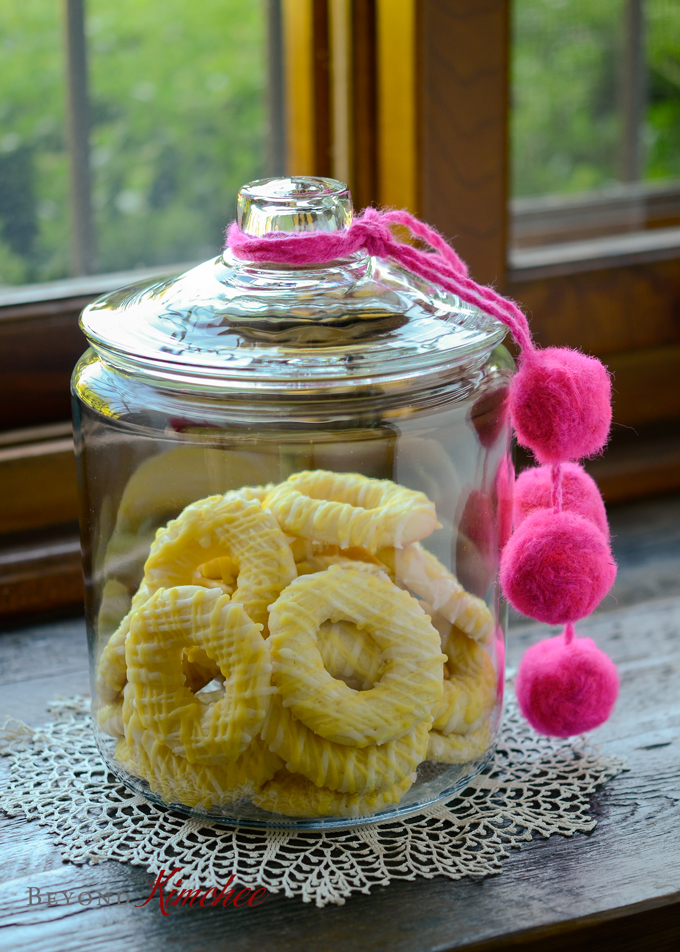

left=0, top=496, right=678, bottom=951
left=419, top=0, right=509, bottom=286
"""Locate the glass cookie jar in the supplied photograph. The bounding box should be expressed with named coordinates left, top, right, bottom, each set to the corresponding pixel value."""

left=72, top=176, right=514, bottom=829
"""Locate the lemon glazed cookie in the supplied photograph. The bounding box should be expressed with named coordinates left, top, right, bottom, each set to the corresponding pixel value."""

left=96, top=487, right=295, bottom=722
left=251, top=769, right=414, bottom=819
left=261, top=693, right=430, bottom=794
left=124, top=585, right=274, bottom=765
left=263, top=470, right=439, bottom=551
left=429, top=621, right=497, bottom=736
left=144, top=489, right=296, bottom=630
left=116, top=733, right=282, bottom=810
left=376, top=543, right=493, bottom=643
left=268, top=565, right=446, bottom=747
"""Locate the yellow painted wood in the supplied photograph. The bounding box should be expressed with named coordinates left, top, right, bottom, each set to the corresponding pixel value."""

left=376, top=0, right=418, bottom=212
left=282, top=0, right=316, bottom=174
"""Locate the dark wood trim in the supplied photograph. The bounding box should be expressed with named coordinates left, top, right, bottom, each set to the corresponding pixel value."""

left=510, top=180, right=680, bottom=250
left=0, top=433, right=79, bottom=533
left=586, top=429, right=680, bottom=505
left=510, top=257, right=680, bottom=359
left=0, top=525, right=83, bottom=619
left=0, top=308, right=87, bottom=431
left=509, top=226, right=680, bottom=280
left=418, top=0, right=509, bottom=286
left=312, top=0, right=332, bottom=176
left=350, top=0, right=378, bottom=208
left=0, top=262, right=190, bottom=313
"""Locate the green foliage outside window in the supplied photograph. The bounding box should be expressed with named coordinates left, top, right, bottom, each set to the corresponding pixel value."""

left=0, top=1, right=677, bottom=286
left=0, top=0, right=265, bottom=286
left=512, top=0, right=680, bottom=197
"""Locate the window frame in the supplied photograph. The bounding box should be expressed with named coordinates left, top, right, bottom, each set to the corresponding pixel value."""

left=2, top=0, right=680, bottom=620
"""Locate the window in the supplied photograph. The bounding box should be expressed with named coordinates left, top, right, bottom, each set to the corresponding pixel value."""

left=0, top=0, right=267, bottom=288
left=510, top=0, right=680, bottom=263
left=1, top=0, right=679, bottom=621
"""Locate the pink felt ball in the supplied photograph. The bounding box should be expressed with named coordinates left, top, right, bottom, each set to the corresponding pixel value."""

left=514, top=463, right=608, bottom=538
left=516, top=634, right=619, bottom=737
left=471, top=386, right=510, bottom=449
left=495, top=453, right=515, bottom=551
left=509, top=347, right=612, bottom=464
left=499, top=509, right=616, bottom=624
left=456, top=489, right=497, bottom=597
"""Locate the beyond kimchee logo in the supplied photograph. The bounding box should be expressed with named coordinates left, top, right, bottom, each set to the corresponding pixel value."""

left=136, top=868, right=269, bottom=914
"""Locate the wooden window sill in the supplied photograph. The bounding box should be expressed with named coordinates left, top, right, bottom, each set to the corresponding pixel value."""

left=508, top=225, right=680, bottom=281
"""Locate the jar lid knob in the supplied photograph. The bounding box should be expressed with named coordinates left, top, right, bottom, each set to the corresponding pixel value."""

left=237, top=176, right=353, bottom=236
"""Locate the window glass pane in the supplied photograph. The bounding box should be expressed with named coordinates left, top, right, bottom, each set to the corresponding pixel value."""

left=0, top=2, right=65, bottom=285
left=511, top=0, right=680, bottom=247
left=0, top=0, right=265, bottom=288
left=647, top=0, right=680, bottom=182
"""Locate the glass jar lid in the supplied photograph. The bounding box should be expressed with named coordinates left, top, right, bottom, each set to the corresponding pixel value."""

left=80, top=177, right=507, bottom=395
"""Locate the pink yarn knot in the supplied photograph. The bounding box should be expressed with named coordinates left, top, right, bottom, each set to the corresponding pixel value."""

left=226, top=207, right=534, bottom=355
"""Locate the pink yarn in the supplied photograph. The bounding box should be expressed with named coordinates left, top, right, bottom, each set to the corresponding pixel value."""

left=514, top=463, right=608, bottom=538
left=226, top=208, right=535, bottom=355
left=500, top=509, right=616, bottom=624
left=510, top=347, right=612, bottom=464
left=516, top=630, right=619, bottom=736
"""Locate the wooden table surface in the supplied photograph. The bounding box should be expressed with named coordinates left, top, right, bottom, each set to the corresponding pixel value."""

left=0, top=496, right=679, bottom=952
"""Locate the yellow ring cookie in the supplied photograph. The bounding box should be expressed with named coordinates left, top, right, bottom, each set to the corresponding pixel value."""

left=251, top=769, right=414, bottom=819
left=426, top=722, right=492, bottom=764
left=95, top=701, right=125, bottom=739
left=377, top=544, right=493, bottom=643
left=263, top=470, right=439, bottom=551
left=115, top=733, right=282, bottom=810
left=261, top=693, right=429, bottom=794
left=144, top=490, right=296, bottom=630
left=95, top=485, right=290, bottom=738
left=318, top=618, right=385, bottom=691
left=96, top=581, right=152, bottom=704
left=124, top=586, right=273, bottom=765
left=430, top=623, right=497, bottom=736
left=96, top=486, right=287, bottom=702
left=269, top=566, right=445, bottom=747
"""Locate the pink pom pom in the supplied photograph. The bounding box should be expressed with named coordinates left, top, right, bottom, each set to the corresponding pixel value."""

left=500, top=509, right=616, bottom=624
left=471, top=386, right=510, bottom=449
left=516, top=632, right=619, bottom=736
left=514, top=462, right=608, bottom=538
left=456, top=489, right=496, bottom=597
left=510, top=347, right=612, bottom=464
left=495, top=453, right=515, bottom=551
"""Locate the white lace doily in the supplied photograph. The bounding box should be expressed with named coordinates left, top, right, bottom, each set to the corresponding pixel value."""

left=0, top=695, right=624, bottom=907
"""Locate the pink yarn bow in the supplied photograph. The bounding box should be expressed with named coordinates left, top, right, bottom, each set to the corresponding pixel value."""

left=226, top=208, right=534, bottom=355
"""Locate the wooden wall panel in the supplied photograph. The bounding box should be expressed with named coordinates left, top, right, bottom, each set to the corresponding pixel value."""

left=419, top=0, right=509, bottom=286
left=283, top=0, right=332, bottom=176
left=282, top=0, right=317, bottom=175
left=606, top=344, right=680, bottom=428
left=511, top=258, right=680, bottom=357
left=0, top=437, right=79, bottom=534
left=0, top=303, right=88, bottom=431
left=0, top=532, right=83, bottom=619
left=349, top=0, right=378, bottom=209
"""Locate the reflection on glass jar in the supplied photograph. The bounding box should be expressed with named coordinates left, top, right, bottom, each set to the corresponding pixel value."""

left=72, top=177, right=514, bottom=828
